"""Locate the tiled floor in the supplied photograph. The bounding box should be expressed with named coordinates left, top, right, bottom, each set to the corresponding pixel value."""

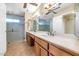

left=5, top=41, right=35, bottom=56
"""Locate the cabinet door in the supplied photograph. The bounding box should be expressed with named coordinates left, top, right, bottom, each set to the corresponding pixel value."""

left=30, top=33, right=35, bottom=39
left=35, top=37, right=48, bottom=50
left=27, top=36, right=34, bottom=46
left=35, top=42, right=41, bottom=56
left=49, top=44, right=72, bottom=56
left=40, top=47, right=48, bottom=56
left=49, top=53, right=53, bottom=56
left=27, top=36, right=31, bottom=45
left=40, top=40, right=48, bottom=50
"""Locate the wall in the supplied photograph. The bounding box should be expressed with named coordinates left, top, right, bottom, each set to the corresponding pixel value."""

left=25, top=13, right=36, bottom=40
left=0, top=4, right=6, bottom=55
left=25, top=13, right=33, bottom=32
left=53, top=15, right=64, bottom=34
left=53, top=5, right=75, bottom=34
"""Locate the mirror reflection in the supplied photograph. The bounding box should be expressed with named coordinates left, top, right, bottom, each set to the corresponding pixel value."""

left=27, top=3, right=79, bottom=37
left=63, top=13, right=75, bottom=34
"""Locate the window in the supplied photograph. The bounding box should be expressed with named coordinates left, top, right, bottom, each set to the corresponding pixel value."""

left=6, top=19, right=20, bottom=23
left=38, top=19, right=50, bottom=31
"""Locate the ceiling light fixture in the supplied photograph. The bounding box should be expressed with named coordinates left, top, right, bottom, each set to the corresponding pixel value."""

left=44, top=4, right=52, bottom=9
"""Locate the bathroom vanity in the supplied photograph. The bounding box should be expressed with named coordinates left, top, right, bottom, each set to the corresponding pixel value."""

left=26, top=31, right=79, bottom=56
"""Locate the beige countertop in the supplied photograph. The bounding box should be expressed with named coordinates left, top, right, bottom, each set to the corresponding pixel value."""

left=27, top=31, right=79, bottom=55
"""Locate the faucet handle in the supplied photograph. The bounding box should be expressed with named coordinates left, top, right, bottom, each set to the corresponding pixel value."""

left=52, top=31, right=56, bottom=35
left=47, top=32, right=50, bottom=35
left=52, top=31, right=56, bottom=33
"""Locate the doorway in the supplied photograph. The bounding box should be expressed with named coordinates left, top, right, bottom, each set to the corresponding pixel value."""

left=63, top=13, right=75, bottom=34
left=6, top=15, right=25, bottom=44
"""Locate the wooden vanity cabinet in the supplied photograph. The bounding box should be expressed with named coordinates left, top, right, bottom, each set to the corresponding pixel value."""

left=49, top=44, right=72, bottom=56
left=35, top=42, right=41, bottom=56
left=26, top=32, right=34, bottom=46
left=35, top=42, right=48, bottom=56
left=27, top=36, right=34, bottom=46
left=26, top=32, right=74, bottom=56
left=49, top=53, right=54, bottom=56
left=35, top=36, right=48, bottom=56
left=35, top=37, right=48, bottom=50
left=29, top=33, right=35, bottom=39
left=40, top=39, right=48, bottom=50
left=40, top=47, right=48, bottom=56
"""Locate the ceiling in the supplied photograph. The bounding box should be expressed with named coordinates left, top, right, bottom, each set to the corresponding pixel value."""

left=6, top=3, right=41, bottom=17
left=6, top=3, right=74, bottom=18
left=6, top=3, right=25, bottom=17
left=38, top=3, right=74, bottom=19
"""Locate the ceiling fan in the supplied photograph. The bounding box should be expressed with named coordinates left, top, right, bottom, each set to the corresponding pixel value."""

left=45, top=3, right=62, bottom=15
left=46, top=10, right=57, bottom=15
left=23, top=3, right=38, bottom=8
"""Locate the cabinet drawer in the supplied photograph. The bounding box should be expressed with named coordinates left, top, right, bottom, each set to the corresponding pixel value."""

left=40, top=47, right=48, bottom=56
left=35, top=42, right=41, bottom=56
left=35, top=37, right=41, bottom=44
left=49, top=44, right=72, bottom=56
left=40, top=39, right=48, bottom=50
left=35, top=37, right=48, bottom=50
left=30, top=34, right=35, bottom=39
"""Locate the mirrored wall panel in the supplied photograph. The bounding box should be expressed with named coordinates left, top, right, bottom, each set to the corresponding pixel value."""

left=38, top=19, right=50, bottom=31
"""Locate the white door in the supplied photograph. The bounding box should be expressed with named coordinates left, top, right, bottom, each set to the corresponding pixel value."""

left=7, top=22, right=24, bottom=43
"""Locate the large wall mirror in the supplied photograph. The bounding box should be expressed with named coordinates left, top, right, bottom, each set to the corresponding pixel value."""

left=52, top=4, right=79, bottom=36
left=53, top=13, right=75, bottom=35
left=31, top=4, right=79, bottom=37
left=38, top=19, right=53, bottom=32
left=32, top=18, right=53, bottom=32
left=37, top=18, right=50, bottom=31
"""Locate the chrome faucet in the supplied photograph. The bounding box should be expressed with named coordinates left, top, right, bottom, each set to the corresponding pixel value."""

left=47, top=31, right=56, bottom=36
left=52, top=31, right=56, bottom=36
